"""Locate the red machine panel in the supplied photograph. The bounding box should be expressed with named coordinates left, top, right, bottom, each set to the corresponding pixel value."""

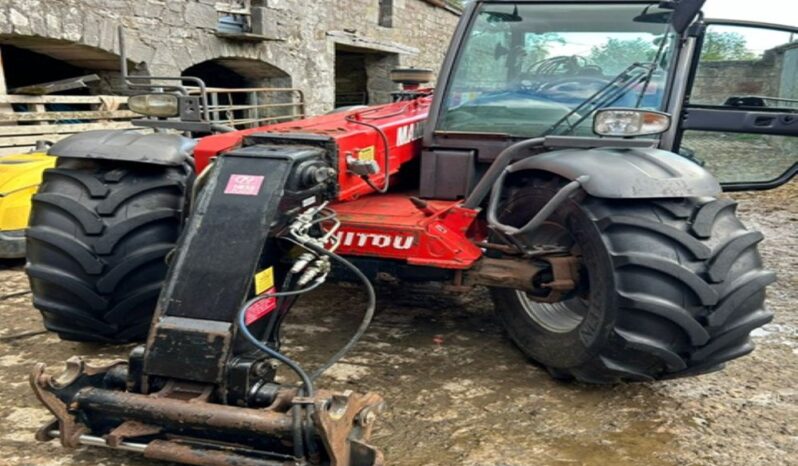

left=194, top=92, right=485, bottom=270
left=194, top=95, right=432, bottom=201
left=330, top=194, right=482, bottom=269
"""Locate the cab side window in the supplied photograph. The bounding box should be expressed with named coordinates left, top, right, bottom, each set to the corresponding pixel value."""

left=679, top=24, right=798, bottom=186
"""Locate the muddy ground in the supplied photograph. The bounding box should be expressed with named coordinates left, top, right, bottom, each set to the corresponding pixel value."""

left=1, top=183, right=796, bottom=466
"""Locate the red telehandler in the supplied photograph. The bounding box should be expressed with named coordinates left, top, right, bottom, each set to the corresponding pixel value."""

left=25, top=1, right=797, bottom=465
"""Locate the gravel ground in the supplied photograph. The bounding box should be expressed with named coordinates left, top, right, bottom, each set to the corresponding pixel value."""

left=1, top=182, right=796, bottom=466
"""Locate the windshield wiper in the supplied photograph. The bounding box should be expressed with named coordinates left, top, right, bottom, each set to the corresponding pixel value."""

left=635, top=32, right=670, bottom=107
left=543, top=62, right=654, bottom=136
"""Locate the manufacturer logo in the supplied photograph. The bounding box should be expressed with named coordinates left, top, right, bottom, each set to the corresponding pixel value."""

left=396, top=122, right=423, bottom=146
left=336, top=230, right=414, bottom=250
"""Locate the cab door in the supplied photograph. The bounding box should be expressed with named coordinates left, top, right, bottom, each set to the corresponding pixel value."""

left=673, top=20, right=798, bottom=190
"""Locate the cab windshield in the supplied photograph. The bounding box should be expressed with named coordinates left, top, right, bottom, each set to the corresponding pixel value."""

left=438, top=2, right=678, bottom=138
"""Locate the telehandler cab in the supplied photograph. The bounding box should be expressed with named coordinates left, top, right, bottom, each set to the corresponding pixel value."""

left=25, top=0, right=797, bottom=464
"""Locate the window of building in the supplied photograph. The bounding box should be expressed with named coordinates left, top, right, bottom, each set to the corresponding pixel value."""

left=379, top=0, right=393, bottom=28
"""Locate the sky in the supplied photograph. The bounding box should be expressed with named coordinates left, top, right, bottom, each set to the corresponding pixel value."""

left=702, top=0, right=797, bottom=53
left=701, top=0, right=798, bottom=25
left=515, top=0, right=798, bottom=57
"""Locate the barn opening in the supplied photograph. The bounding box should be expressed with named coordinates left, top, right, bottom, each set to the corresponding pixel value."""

left=0, top=36, right=137, bottom=154
left=182, top=58, right=297, bottom=127
left=0, top=35, right=134, bottom=95
left=334, top=44, right=399, bottom=108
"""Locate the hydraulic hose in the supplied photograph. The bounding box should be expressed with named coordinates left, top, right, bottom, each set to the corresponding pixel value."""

left=237, top=227, right=377, bottom=456
left=236, top=279, right=325, bottom=460
left=298, top=241, right=377, bottom=381
left=344, top=114, right=391, bottom=193
left=236, top=281, right=325, bottom=397
left=263, top=272, right=296, bottom=345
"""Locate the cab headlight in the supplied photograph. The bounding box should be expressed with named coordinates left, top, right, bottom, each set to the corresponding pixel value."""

left=128, top=93, right=179, bottom=118
left=593, top=109, right=671, bottom=137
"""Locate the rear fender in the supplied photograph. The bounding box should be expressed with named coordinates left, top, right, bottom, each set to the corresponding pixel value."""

left=48, top=130, right=195, bottom=166
left=509, top=147, right=721, bottom=198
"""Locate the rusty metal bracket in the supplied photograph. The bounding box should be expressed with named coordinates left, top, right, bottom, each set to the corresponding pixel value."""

left=30, top=357, right=126, bottom=448
left=459, top=254, right=581, bottom=303
left=312, top=390, right=385, bottom=466
left=31, top=358, right=385, bottom=466
left=461, top=256, right=547, bottom=293
left=106, top=421, right=162, bottom=448
left=538, top=256, right=581, bottom=303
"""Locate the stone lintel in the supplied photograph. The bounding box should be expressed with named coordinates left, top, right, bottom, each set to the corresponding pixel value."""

left=327, top=30, right=419, bottom=56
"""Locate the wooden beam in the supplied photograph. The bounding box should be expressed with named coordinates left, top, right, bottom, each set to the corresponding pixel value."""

left=0, top=134, right=70, bottom=147
left=0, top=110, right=138, bottom=122
left=0, top=95, right=127, bottom=104
left=9, top=74, right=101, bottom=96
left=0, top=126, right=140, bottom=147
left=0, top=121, right=137, bottom=136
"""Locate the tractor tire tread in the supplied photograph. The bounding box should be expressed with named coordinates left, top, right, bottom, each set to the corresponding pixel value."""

left=44, top=168, right=110, bottom=198
left=26, top=161, right=188, bottom=342
left=31, top=193, right=105, bottom=234
left=589, top=197, right=770, bottom=382
left=689, top=199, right=736, bottom=238
left=493, top=185, right=773, bottom=384
left=96, top=178, right=184, bottom=215
left=26, top=226, right=104, bottom=275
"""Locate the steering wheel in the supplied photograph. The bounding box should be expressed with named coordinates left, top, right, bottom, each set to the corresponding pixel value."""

left=523, top=55, right=603, bottom=79
left=538, top=76, right=610, bottom=103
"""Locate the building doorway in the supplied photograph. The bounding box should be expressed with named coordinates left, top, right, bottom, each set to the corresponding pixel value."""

left=334, top=45, right=399, bottom=108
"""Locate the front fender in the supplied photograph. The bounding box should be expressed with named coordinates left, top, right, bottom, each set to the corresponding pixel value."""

left=48, top=130, right=195, bottom=166
left=510, top=147, right=721, bottom=198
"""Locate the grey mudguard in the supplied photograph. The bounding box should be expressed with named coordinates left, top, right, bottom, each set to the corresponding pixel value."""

left=509, top=146, right=721, bottom=198
left=48, top=130, right=195, bottom=166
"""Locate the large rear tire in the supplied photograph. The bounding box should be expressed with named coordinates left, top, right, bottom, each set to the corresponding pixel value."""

left=491, top=175, right=775, bottom=383
left=26, top=159, right=190, bottom=342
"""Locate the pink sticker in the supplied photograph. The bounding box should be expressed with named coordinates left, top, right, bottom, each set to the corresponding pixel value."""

left=225, top=174, right=265, bottom=196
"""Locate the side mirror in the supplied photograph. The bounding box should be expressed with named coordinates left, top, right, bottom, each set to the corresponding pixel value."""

left=593, top=109, right=671, bottom=137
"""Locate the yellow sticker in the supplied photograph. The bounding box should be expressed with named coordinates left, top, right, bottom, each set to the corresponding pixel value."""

left=254, top=267, right=275, bottom=295
left=358, top=146, right=375, bottom=161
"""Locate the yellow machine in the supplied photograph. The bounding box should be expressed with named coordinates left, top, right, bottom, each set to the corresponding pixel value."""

left=0, top=151, right=56, bottom=258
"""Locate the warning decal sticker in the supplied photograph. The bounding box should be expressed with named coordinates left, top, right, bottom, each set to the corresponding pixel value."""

left=254, top=267, right=275, bottom=295
left=247, top=267, right=277, bottom=325
left=244, top=291, right=277, bottom=325
left=358, top=146, right=375, bottom=161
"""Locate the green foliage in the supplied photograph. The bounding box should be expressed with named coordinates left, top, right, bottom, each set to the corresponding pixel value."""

left=701, top=31, right=756, bottom=61
left=587, top=38, right=657, bottom=74
left=524, top=33, right=566, bottom=65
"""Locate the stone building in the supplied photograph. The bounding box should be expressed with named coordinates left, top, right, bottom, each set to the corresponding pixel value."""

left=0, top=0, right=461, bottom=115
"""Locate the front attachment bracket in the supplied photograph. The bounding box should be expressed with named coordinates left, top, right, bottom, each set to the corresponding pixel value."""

left=31, top=144, right=384, bottom=465
left=32, top=359, right=385, bottom=465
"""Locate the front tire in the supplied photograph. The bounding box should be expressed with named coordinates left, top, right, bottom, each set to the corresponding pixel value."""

left=26, top=159, right=190, bottom=342
left=491, top=176, right=775, bottom=383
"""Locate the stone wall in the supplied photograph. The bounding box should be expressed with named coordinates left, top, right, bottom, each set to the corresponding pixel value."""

left=690, top=43, right=798, bottom=106
left=0, top=0, right=460, bottom=115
